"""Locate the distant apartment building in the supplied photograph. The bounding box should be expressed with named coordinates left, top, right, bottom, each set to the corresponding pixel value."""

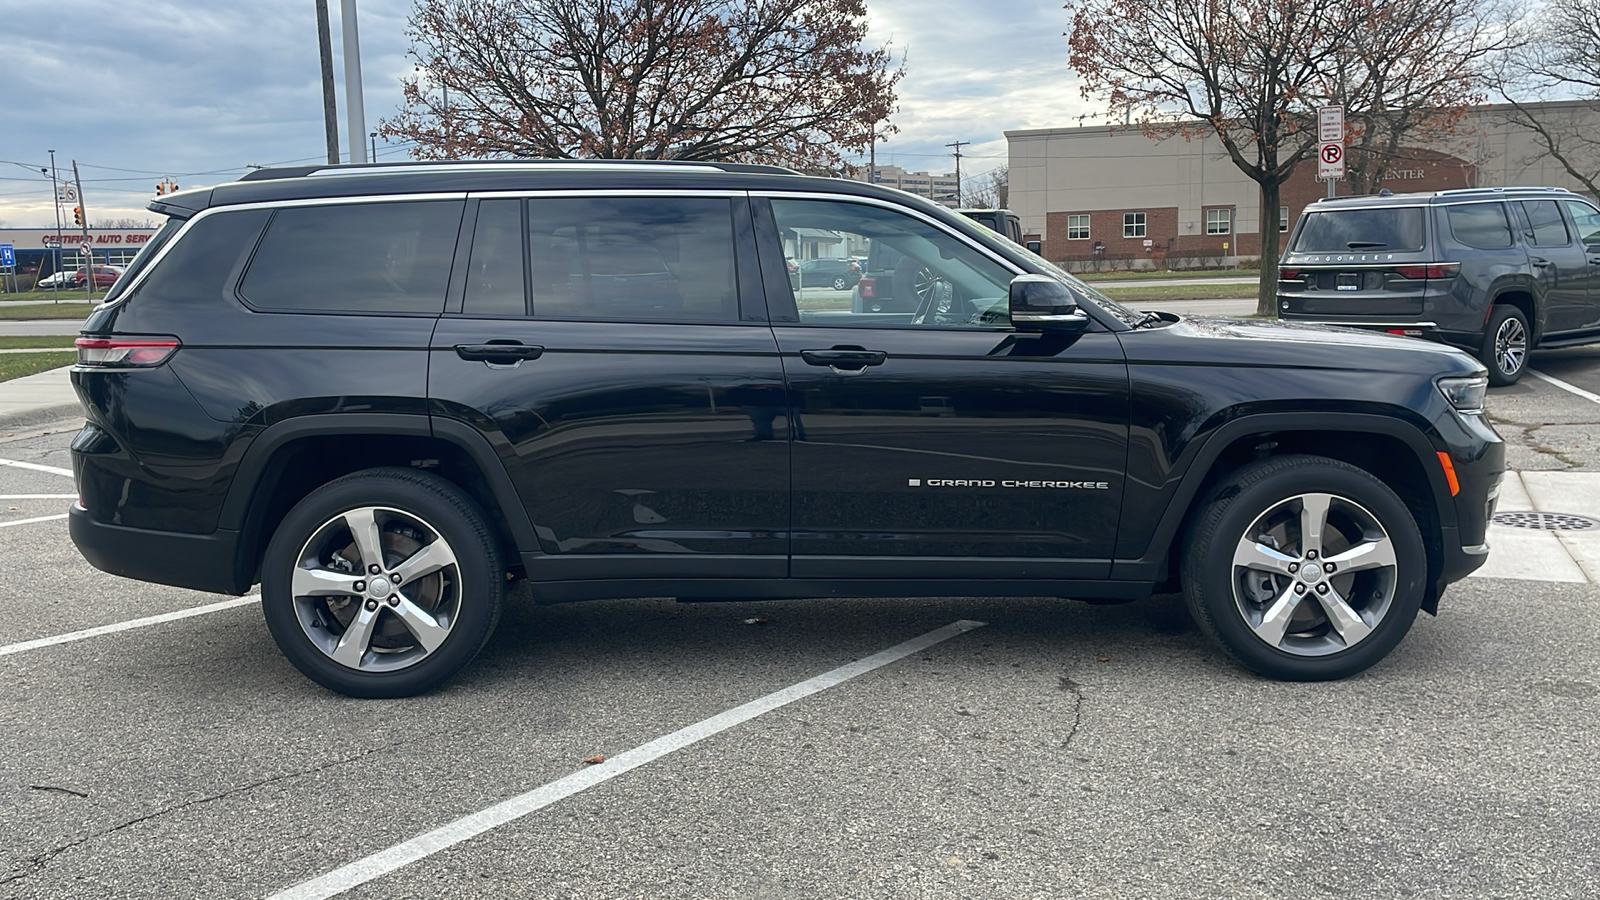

left=860, top=165, right=961, bottom=207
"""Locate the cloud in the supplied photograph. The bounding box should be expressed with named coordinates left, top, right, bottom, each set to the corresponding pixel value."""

left=1, top=0, right=1095, bottom=224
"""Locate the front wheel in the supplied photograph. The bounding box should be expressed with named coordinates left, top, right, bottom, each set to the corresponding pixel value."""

left=1181, top=455, right=1425, bottom=680
left=1480, top=304, right=1528, bottom=386
left=261, top=467, right=504, bottom=698
left=832, top=276, right=849, bottom=291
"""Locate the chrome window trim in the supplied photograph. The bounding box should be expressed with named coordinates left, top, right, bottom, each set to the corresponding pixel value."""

left=104, top=193, right=469, bottom=306
left=308, top=162, right=723, bottom=177
left=749, top=190, right=1028, bottom=277
left=468, top=189, right=747, bottom=199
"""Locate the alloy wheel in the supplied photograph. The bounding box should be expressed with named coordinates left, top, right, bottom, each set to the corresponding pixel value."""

left=290, top=506, right=461, bottom=673
left=1496, top=316, right=1526, bottom=377
left=1230, top=492, right=1398, bottom=656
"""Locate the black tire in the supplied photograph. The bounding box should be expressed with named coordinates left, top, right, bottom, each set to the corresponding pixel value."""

left=261, top=467, right=504, bottom=698
left=832, top=276, right=848, bottom=291
left=1180, top=454, right=1425, bottom=681
left=1479, top=304, right=1528, bottom=386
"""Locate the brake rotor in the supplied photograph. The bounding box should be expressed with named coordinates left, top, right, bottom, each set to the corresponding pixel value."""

left=322, top=522, right=445, bottom=652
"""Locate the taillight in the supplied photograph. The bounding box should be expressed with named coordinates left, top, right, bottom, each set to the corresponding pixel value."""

left=1393, top=263, right=1461, bottom=280
left=858, top=276, right=876, bottom=298
left=1278, top=267, right=1302, bottom=280
left=75, top=337, right=179, bottom=367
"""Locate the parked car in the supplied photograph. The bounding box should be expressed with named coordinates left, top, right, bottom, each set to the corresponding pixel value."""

left=34, top=271, right=77, bottom=290
left=1278, top=187, right=1600, bottom=385
left=70, top=160, right=1501, bottom=697
left=72, top=265, right=123, bottom=289
left=795, top=257, right=861, bottom=290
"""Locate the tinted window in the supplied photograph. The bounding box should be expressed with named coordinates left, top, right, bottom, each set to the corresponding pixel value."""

left=770, top=198, right=1013, bottom=329
left=1293, top=208, right=1425, bottom=252
left=1565, top=200, right=1600, bottom=248
left=1446, top=203, right=1513, bottom=250
left=239, top=200, right=463, bottom=313
left=526, top=197, right=737, bottom=322
left=133, top=210, right=271, bottom=306
left=1520, top=200, right=1570, bottom=247
left=463, top=200, right=525, bottom=315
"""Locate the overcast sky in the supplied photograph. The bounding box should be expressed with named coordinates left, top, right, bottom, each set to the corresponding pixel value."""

left=1, top=0, right=1097, bottom=227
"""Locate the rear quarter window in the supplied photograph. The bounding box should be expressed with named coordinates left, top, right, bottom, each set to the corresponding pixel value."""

left=1446, top=203, right=1514, bottom=250
left=239, top=200, right=464, bottom=314
left=1293, top=207, right=1425, bottom=253
left=130, top=210, right=271, bottom=306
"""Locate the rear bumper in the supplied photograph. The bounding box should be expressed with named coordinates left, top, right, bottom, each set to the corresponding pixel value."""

left=69, top=505, right=252, bottom=595
left=1278, top=316, right=1438, bottom=337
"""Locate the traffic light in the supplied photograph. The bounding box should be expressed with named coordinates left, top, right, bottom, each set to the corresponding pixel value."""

left=73, top=206, right=82, bottom=226
left=155, top=179, right=179, bottom=196
left=155, top=182, right=165, bottom=196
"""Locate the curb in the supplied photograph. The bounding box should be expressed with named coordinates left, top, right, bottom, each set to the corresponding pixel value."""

left=0, top=403, right=83, bottom=431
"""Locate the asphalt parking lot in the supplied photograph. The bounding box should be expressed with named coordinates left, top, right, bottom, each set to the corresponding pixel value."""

left=2, top=364, right=1599, bottom=899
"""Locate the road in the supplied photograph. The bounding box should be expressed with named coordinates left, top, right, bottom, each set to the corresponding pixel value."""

left=1, top=368, right=1598, bottom=898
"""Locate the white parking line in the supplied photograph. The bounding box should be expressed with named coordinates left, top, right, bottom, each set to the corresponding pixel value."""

left=0, top=595, right=259, bottom=658
left=1528, top=369, right=1600, bottom=405
left=270, top=618, right=988, bottom=900
left=0, top=458, right=74, bottom=478
left=0, top=513, right=67, bottom=528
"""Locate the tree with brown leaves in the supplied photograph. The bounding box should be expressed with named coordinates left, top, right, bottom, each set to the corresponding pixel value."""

left=379, top=0, right=901, bottom=171
left=1495, top=0, right=1600, bottom=197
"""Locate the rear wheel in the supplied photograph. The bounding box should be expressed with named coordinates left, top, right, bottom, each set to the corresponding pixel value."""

left=261, top=467, right=504, bottom=698
left=832, top=276, right=849, bottom=291
left=1480, top=304, right=1528, bottom=386
left=1181, top=455, right=1426, bottom=680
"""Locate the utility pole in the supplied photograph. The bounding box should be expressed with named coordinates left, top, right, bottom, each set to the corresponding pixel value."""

left=341, top=0, right=368, bottom=164
left=315, top=0, right=340, bottom=165
left=47, top=150, right=62, bottom=303
left=868, top=124, right=877, bottom=184
left=72, top=161, right=91, bottom=300
left=946, top=140, right=970, bottom=207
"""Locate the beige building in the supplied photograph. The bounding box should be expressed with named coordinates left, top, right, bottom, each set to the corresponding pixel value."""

left=859, top=165, right=961, bottom=207
left=1006, top=101, right=1600, bottom=269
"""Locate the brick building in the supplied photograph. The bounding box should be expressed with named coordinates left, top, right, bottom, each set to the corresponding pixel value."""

left=858, top=165, right=961, bottom=207
left=1007, top=101, right=1600, bottom=270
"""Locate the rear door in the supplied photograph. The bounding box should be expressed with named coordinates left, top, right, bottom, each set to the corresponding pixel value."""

left=428, top=192, right=790, bottom=582
left=1516, top=199, right=1591, bottom=334
left=755, top=195, right=1129, bottom=581
left=1561, top=198, right=1600, bottom=331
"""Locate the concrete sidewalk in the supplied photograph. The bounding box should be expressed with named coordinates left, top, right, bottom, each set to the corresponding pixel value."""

left=1472, top=470, right=1600, bottom=583
left=0, top=364, right=80, bottom=427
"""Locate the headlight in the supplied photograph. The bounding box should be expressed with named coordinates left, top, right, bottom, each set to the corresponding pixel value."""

left=1437, top=374, right=1487, bottom=414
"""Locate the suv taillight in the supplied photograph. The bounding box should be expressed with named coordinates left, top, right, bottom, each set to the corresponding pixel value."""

left=1278, top=267, right=1302, bottom=281
left=859, top=276, right=876, bottom=298
left=1393, top=263, right=1461, bottom=280
left=75, top=337, right=179, bottom=367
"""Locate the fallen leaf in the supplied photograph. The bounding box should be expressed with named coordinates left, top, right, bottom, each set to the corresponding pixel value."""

left=742, top=617, right=769, bottom=626
left=1097, top=656, right=1110, bottom=662
left=582, top=754, right=605, bottom=765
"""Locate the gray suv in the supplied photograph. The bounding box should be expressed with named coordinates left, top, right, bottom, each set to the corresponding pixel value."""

left=1278, top=187, right=1600, bottom=385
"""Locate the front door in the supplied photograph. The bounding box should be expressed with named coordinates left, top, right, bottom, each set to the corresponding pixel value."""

left=429, top=194, right=789, bottom=582
left=755, top=196, right=1130, bottom=580
left=1516, top=199, right=1591, bottom=334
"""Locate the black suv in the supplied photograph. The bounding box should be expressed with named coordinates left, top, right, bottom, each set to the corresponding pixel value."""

left=68, top=160, right=1503, bottom=697
left=1278, top=187, right=1600, bottom=385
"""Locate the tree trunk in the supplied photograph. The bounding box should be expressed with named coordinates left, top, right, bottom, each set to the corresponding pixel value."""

left=1256, top=180, right=1284, bottom=317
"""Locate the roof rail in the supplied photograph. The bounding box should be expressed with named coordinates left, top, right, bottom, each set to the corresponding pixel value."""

left=1434, top=186, right=1578, bottom=197
left=238, top=159, right=800, bottom=182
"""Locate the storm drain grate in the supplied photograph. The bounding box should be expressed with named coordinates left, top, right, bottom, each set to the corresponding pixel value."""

left=1492, top=511, right=1600, bottom=531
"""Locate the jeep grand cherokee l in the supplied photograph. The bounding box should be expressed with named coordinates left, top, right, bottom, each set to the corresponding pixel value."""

left=1278, top=187, right=1600, bottom=385
left=68, top=160, right=1503, bottom=697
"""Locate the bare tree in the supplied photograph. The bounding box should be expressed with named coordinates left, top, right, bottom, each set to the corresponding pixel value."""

left=380, top=0, right=901, bottom=169
left=1494, top=0, right=1600, bottom=196
left=966, top=166, right=1008, bottom=209
left=1318, top=0, right=1513, bottom=194
left=1067, top=0, right=1363, bottom=315
left=94, top=217, right=157, bottom=229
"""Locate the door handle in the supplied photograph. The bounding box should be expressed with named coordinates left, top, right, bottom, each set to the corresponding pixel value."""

left=455, top=342, right=544, bottom=367
left=799, top=349, right=888, bottom=371
left=1530, top=257, right=1552, bottom=268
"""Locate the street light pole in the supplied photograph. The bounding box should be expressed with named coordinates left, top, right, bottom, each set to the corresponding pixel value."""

left=341, top=0, right=368, bottom=164
left=47, top=150, right=62, bottom=303
left=315, top=0, right=340, bottom=165
left=370, top=132, right=378, bottom=162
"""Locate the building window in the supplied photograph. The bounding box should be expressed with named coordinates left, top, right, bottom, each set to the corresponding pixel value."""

left=1123, top=212, right=1146, bottom=238
left=1206, top=208, right=1231, bottom=235
left=1279, top=206, right=1290, bottom=233
left=1067, top=215, right=1091, bottom=240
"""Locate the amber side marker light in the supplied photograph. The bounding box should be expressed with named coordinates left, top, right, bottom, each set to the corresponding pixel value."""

left=1437, top=451, right=1460, bottom=496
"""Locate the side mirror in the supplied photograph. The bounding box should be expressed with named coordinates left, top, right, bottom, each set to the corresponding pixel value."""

left=1009, top=274, right=1089, bottom=332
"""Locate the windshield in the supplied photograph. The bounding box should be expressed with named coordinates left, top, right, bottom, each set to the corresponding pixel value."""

left=103, top=216, right=185, bottom=304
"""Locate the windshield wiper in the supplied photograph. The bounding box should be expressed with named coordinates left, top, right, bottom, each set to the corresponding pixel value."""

left=1131, top=311, right=1166, bottom=329
left=1346, top=241, right=1387, bottom=249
